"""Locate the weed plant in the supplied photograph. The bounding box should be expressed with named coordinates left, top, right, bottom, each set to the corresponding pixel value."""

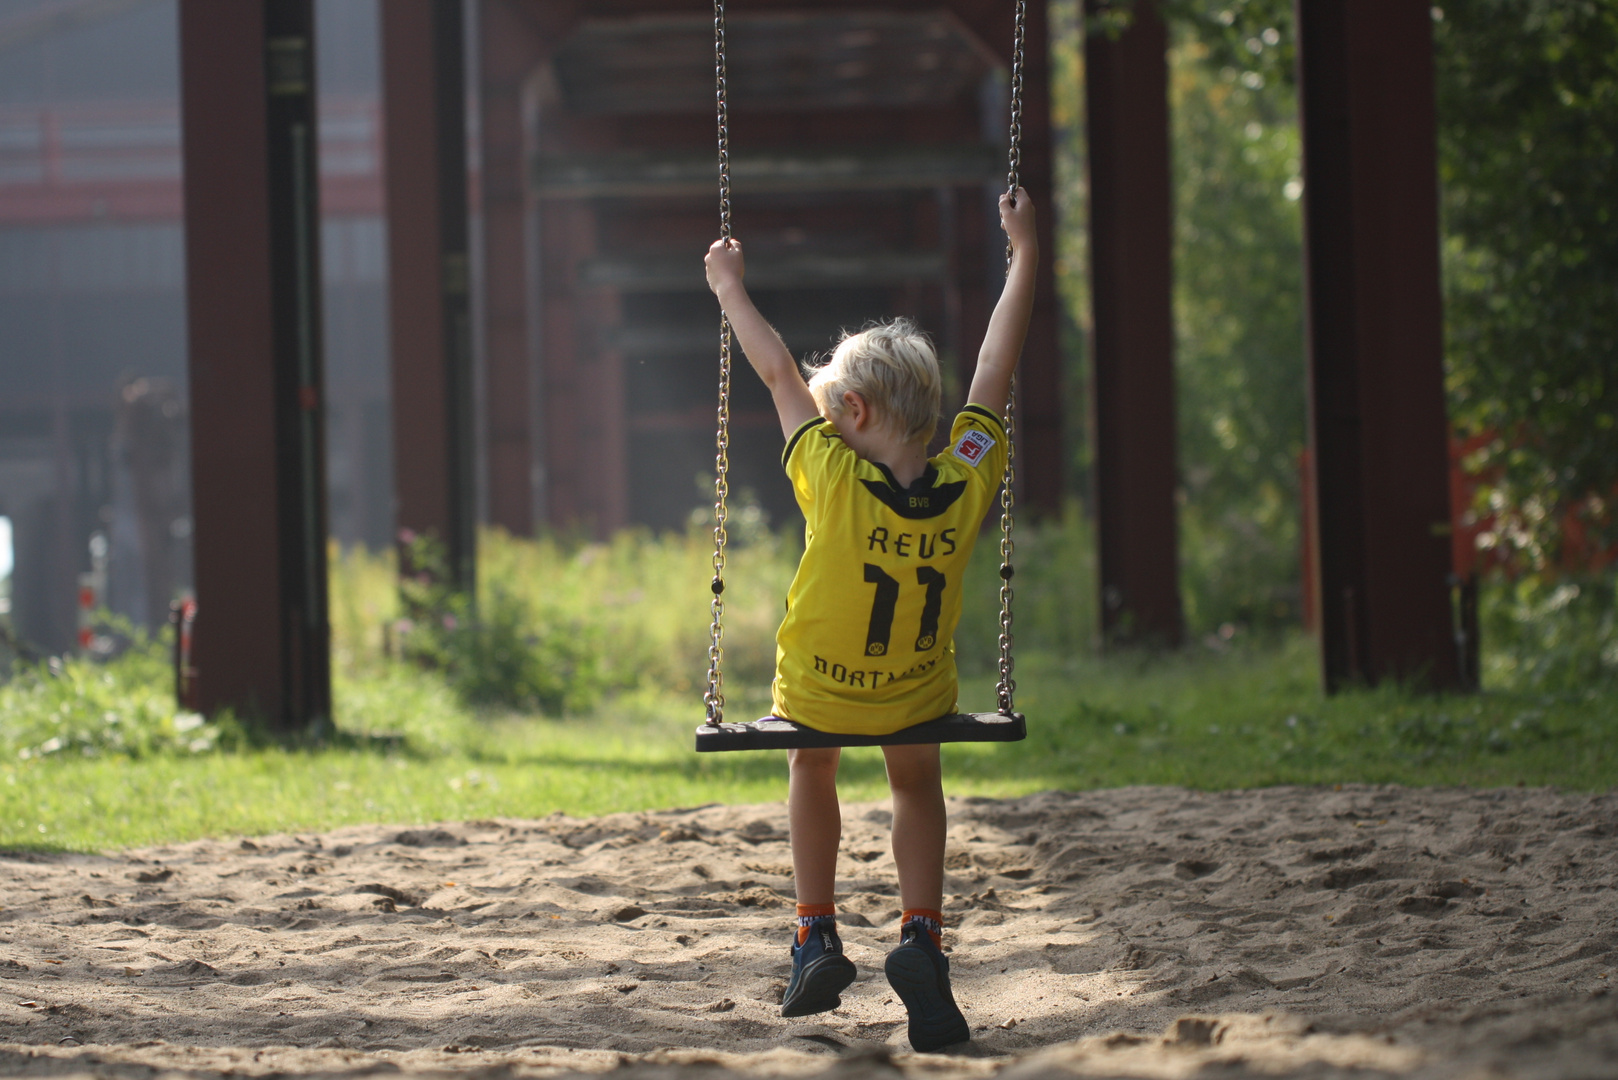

left=0, top=629, right=242, bottom=762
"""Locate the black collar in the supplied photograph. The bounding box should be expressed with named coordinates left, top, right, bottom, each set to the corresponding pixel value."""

left=860, top=462, right=967, bottom=520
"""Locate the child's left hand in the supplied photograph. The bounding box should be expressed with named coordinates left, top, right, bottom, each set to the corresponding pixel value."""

left=705, top=238, right=745, bottom=295
left=999, top=188, right=1037, bottom=254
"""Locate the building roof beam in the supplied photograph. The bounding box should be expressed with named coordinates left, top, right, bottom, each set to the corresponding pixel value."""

left=577, top=249, right=947, bottom=293
left=534, top=144, right=1001, bottom=199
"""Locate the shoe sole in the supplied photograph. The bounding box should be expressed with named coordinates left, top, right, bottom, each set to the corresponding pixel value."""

left=884, top=945, right=970, bottom=1052
left=780, top=953, right=857, bottom=1018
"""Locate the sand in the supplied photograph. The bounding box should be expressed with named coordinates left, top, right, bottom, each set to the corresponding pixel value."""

left=0, top=784, right=1614, bottom=1080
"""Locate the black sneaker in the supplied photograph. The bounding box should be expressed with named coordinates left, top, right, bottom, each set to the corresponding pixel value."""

left=884, top=926, right=969, bottom=1052
left=780, top=922, right=857, bottom=1018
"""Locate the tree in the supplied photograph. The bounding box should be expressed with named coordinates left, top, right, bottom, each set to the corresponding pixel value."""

left=1436, top=0, right=1618, bottom=569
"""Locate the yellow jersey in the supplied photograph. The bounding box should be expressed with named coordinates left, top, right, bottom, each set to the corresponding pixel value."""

left=772, top=406, right=1009, bottom=734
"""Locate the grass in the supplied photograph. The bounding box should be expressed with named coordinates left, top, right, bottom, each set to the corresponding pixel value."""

left=1, top=523, right=1613, bottom=853
left=3, top=637, right=1613, bottom=854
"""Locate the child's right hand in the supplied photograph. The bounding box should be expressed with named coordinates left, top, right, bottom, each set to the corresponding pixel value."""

left=705, top=238, right=745, bottom=295
left=999, top=187, right=1037, bottom=255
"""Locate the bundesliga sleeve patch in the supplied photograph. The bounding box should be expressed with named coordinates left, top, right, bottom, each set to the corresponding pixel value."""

left=952, top=427, right=995, bottom=466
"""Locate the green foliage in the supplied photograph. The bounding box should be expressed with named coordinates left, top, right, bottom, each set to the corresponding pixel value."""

left=1060, top=2, right=1617, bottom=619
left=1170, top=30, right=1306, bottom=633
left=329, top=661, right=481, bottom=757
left=1436, top=0, right=1618, bottom=563
left=1481, top=575, right=1618, bottom=691
left=333, top=527, right=798, bottom=716
left=1047, top=0, right=1097, bottom=511
left=1159, top=0, right=1294, bottom=88
left=0, top=630, right=241, bottom=761
left=1049, top=5, right=1309, bottom=634
left=396, top=535, right=614, bottom=715
left=957, top=503, right=1099, bottom=671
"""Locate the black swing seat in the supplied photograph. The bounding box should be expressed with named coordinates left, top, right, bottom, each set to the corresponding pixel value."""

left=694, top=711, right=1025, bottom=752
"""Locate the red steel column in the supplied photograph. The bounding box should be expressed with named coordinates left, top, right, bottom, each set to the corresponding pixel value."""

left=1296, top=0, right=1459, bottom=691
left=1084, top=0, right=1182, bottom=647
left=383, top=0, right=476, bottom=588
left=477, top=0, right=549, bottom=535
left=535, top=195, right=627, bottom=535
left=180, top=0, right=331, bottom=731
left=1016, top=0, right=1064, bottom=517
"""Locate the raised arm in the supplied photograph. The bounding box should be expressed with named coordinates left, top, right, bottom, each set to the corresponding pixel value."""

left=705, top=239, right=820, bottom=439
left=966, top=189, right=1039, bottom=419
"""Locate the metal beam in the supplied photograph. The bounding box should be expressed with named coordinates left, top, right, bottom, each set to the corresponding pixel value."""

left=550, top=10, right=994, bottom=115
left=578, top=249, right=948, bottom=293
left=179, top=0, right=331, bottom=732
left=1085, top=0, right=1182, bottom=647
left=0, top=0, right=157, bottom=55
left=383, top=0, right=476, bottom=591
left=1296, top=0, right=1459, bottom=691
left=533, top=145, right=1003, bottom=199
left=536, top=198, right=628, bottom=535
left=603, top=320, right=840, bottom=357
left=1014, top=0, right=1065, bottom=518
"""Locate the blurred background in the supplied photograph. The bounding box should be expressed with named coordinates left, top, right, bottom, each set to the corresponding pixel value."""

left=0, top=0, right=1613, bottom=852
left=0, top=0, right=1612, bottom=690
left=1, top=0, right=387, bottom=652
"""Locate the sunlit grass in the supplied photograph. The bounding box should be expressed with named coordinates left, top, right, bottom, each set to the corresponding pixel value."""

left=1, top=522, right=1611, bottom=853
left=3, top=634, right=1612, bottom=853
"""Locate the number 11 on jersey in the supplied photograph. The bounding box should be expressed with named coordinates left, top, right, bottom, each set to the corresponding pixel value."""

left=863, top=564, right=946, bottom=657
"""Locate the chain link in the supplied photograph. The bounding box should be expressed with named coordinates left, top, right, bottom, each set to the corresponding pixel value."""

left=994, top=0, right=1027, bottom=717
left=703, top=0, right=732, bottom=727
left=1006, top=0, right=1027, bottom=226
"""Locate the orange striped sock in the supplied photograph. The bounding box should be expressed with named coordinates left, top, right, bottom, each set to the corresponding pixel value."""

left=796, top=903, right=836, bottom=945
left=902, top=908, right=943, bottom=948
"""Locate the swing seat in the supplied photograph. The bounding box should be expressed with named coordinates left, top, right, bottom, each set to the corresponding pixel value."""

left=694, top=711, right=1025, bottom=752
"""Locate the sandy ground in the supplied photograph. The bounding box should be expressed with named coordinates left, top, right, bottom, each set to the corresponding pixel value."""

left=0, top=785, right=1614, bottom=1080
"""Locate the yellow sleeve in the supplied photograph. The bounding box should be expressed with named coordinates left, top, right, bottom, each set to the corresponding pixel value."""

left=946, top=405, right=1009, bottom=492
left=782, top=417, right=853, bottom=528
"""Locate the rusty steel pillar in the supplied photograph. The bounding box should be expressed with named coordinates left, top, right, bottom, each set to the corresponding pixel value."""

left=1014, top=0, right=1064, bottom=518
left=1295, top=0, right=1459, bottom=692
left=1084, top=0, right=1182, bottom=647
left=477, top=0, right=551, bottom=536
left=180, top=0, right=331, bottom=732
left=383, top=0, right=476, bottom=588
left=534, top=195, right=628, bottom=535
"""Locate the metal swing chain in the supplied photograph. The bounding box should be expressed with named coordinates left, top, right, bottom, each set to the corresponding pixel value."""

left=703, top=0, right=733, bottom=727
left=996, top=0, right=1026, bottom=717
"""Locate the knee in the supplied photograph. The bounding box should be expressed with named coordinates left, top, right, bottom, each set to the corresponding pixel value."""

left=789, top=747, right=840, bottom=781
left=885, top=752, right=942, bottom=797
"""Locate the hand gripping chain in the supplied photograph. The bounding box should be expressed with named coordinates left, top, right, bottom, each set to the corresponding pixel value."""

left=703, top=0, right=733, bottom=726
left=995, top=0, right=1026, bottom=716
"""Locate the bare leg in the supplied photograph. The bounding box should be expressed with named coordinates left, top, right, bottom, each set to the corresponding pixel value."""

left=787, top=746, right=842, bottom=905
left=882, top=743, right=945, bottom=912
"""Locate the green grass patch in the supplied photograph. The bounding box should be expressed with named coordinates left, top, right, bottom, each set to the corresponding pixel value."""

left=4, top=636, right=1612, bottom=854
left=2, top=524, right=1612, bottom=853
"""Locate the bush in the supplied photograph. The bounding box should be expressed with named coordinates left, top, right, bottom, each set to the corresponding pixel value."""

left=0, top=632, right=241, bottom=760
left=957, top=503, right=1097, bottom=673
left=347, top=526, right=800, bottom=716
left=1482, top=574, right=1618, bottom=693
left=406, top=581, right=615, bottom=715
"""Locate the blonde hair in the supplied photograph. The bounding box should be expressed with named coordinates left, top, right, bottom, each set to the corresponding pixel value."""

left=804, top=318, right=942, bottom=445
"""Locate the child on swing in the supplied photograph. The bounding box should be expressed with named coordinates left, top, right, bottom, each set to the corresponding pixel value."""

left=703, top=188, right=1037, bottom=1052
